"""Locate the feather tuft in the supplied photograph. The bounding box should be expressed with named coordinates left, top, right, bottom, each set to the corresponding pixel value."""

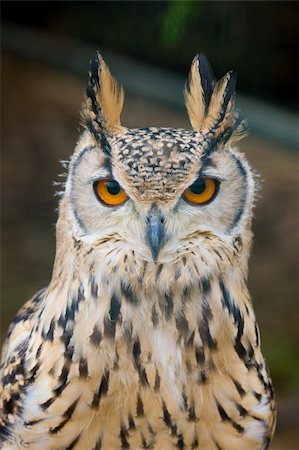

left=184, top=54, right=214, bottom=130
left=98, top=56, right=124, bottom=133
left=185, top=53, right=241, bottom=145
left=81, top=52, right=125, bottom=145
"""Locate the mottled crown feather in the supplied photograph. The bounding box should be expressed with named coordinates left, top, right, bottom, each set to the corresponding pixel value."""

left=184, top=53, right=245, bottom=145
left=81, top=52, right=124, bottom=151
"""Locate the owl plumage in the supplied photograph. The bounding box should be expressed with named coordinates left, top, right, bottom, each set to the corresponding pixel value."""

left=0, top=53, right=276, bottom=449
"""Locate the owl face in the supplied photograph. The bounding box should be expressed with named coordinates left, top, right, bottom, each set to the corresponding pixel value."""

left=63, top=53, right=254, bottom=266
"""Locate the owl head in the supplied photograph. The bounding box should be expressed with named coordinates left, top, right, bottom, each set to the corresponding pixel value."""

left=58, top=53, right=254, bottom=280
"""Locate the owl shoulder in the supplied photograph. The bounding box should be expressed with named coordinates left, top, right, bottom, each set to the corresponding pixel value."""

left=1, top=288, right=46, bottom=366
left=0, top=289, right=46, bottom=439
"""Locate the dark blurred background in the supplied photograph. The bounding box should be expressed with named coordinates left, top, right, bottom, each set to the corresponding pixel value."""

left=1, top=2, right=298, bottom=448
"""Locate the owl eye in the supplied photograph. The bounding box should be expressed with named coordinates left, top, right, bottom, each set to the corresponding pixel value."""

left=94, top=179, right=128, bottom=206
left=183, top=177, right=219, bottom=205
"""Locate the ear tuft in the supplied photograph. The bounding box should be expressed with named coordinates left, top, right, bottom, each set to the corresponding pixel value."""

left=184, top=54, right=206, bottom=131
left=201, top=69, right=237, bottom=135
left=98, top=56, right=124, bottom=132
left=81, top=52, right=124, bottom=144
left=185, top=53, right=241, bottom=144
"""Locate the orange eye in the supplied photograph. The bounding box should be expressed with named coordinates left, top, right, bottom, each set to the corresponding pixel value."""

left=183, top=177, right=219, bottom=205
left=94, top=179, right=128, bottom=206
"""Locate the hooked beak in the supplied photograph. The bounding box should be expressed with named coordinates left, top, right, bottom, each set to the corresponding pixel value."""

left=146, top=210, right=165, bottom=262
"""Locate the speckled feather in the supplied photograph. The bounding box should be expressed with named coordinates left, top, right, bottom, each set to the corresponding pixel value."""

left=0, top=53, right=276, bottom=450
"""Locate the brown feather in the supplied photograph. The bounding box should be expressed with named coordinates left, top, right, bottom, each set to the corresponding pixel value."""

left=81, top=52, right=124, bottom=136
left=185, top=54, right=242, bottom=146
left=97, top=57, right=124, bottom=133
left=201, top=71, right=236, bottom=136
left=184, top=56, right=206, bottom=131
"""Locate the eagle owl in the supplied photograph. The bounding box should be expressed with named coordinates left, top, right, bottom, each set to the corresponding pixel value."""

left=0, top=53, right=276, bottom=450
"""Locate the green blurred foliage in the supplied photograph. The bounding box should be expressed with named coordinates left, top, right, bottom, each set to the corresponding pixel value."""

left=161, top=1, right=197, bottom=48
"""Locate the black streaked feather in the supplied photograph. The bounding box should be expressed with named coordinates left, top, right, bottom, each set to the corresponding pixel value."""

left=197, top=53, right=215, bottom=110
left=84, top=53, right=112, bottom=155
left=214, top=71, right=237, bottom=128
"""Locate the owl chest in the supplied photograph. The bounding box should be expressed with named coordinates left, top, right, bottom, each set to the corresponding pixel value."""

left=72, top=304, right=210, bottom=438
left=59, top=329, right=202, bottom=450
left=67, top=284, right=216, bottom=423
left=20, top=288, right=271, bottom=450
left=22, top=329, right=198, bottom=449
left=59, top=327, right=266, bottom=450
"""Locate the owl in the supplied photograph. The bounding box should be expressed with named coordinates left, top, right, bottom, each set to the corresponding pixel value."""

left=0, top=52, right=276, bottom=450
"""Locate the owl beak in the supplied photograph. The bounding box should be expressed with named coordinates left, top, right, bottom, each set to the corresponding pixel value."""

left=146, top=211, right=165, bottom=263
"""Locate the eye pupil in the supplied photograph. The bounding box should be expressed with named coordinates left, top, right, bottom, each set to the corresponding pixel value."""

left=107, top=181, right=121, bottom=195
left=190, top=178, right=206, bottom=194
